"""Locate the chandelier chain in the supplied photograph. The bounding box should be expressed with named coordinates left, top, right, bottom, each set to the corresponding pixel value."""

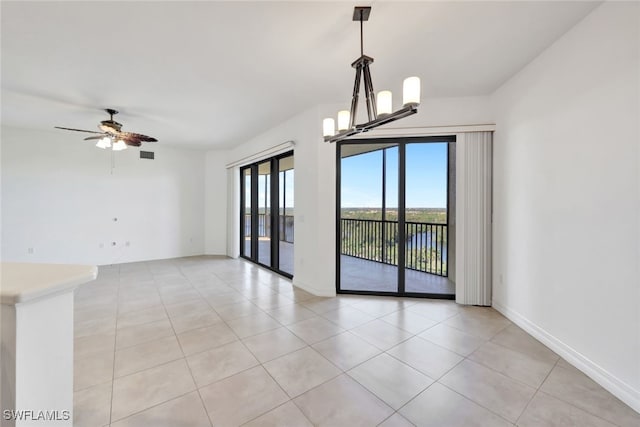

left=360, top=9, right=364, bottom=57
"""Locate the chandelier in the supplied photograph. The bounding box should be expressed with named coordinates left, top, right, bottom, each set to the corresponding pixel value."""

left=323, top=6, right=420, bottom=143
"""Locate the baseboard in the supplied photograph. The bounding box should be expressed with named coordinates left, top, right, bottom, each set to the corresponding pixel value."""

left=292, top=279, right=336, bottom=297
left=493, top=300, right=640, bottom=413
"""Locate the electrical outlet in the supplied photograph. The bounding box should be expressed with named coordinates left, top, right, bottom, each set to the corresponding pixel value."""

left=27, top=247, right=34, bottom=254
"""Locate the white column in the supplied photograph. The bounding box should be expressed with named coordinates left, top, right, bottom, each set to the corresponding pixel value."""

left=1, top=263, right=96, bottom=427
left=227, top=167, right=240, bottom=258
left=455, top=132, right=493, bottom=306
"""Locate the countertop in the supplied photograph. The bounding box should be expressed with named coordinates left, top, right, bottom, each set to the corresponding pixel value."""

left=1, top=262, right=98, bottom=305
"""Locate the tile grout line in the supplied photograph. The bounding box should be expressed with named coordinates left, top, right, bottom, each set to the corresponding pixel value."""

left=513, top=356, right=562, bottom=426
left=426, top=331, right=525, bottom=425
left=80, top=257, right=633, bottom=427
left=208, top=266, right=315, bottom=424
left=411, top=319, right=554, bottom=426
left=106, top=263, right=123, bottom=426
left=208, top=268, right=355, bottom=423
left=109, top=389, right=199, bottom=425
left=178, top=264, right=216, bottom=427
left=182, top=266, right=290, bottom=424
left=110, top=262, right=195, bottom=425
left=375, top=411, right=415, bottom=427
left=527, top=362, right=629, bottom=427
left=421, top=380, right=517, bottom=426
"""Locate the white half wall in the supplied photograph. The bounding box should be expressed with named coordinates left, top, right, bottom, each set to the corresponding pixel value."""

left=492, top=1, right=639, bottom=411
left=1, top=126, right=206, bottom=265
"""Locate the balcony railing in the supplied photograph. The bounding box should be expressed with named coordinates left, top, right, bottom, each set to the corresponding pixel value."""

left=244, top=214, right=294, bottom=243
left=341, top=218, right=448, bottom=277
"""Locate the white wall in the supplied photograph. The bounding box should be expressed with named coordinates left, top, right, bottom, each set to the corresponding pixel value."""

left=222, top=108, right=333, bottom=295
left=1, top=126, right=206, bottom=265
left=492, top=1, right=639, bottom=410
left=204, top=150, right=228, bottom=255
left=212, top=95, right=494, bottom=296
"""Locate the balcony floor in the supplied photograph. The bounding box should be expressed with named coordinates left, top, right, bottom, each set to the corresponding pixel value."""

left=251, top=240, right=453, bottom=296
left=340, top=255, right=455, bottom=296
left=249, top=239, right=294, bottom=276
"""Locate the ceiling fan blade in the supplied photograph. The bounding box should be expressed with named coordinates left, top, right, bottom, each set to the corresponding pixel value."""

left=54, top=126, right=104, bottom=134
left=119, top=131, right=158, bottom=142
left=83, top=135, right=107, bottom=141
left=118, top=138, right=142, bottom=147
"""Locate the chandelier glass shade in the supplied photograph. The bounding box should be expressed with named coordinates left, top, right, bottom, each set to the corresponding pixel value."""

left=323, top=7, right=420, bottom=143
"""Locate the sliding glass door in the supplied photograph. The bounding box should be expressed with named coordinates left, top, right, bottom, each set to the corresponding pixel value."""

left=241, top=168, right=253, bottom=258
left=339, top=143, right=398, bottom=293
left=278, top=155, right=294, bottom=275
left=240, top=151, right=294, bottom=278
left=337, top=137, right=454, bottom=298
left=257, top=160, right=272, bottom=266
left=404, top=142, right=454, bottom=295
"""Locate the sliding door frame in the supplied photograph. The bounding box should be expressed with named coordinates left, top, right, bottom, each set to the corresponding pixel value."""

left=239, top=150, right=294, bottom=279
left=336, top=136, right=455, bottom=299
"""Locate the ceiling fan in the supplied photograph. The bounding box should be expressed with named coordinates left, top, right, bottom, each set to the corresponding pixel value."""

left=55, top=108, right=158, bottom=150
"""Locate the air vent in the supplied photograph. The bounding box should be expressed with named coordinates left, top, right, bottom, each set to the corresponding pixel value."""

left=140, top=151, right=154, bottom=160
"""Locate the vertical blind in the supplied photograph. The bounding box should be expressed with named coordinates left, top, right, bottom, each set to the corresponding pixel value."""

left=456, top=131, right=492, bottom=306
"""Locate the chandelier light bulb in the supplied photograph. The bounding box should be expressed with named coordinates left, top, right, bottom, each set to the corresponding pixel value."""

left=377, top=91, right=392, bottom=116
left=403, top=76, right=421, bottom=107
left=112, top=140, right=127, bottom=151
left=337, top=110, right=351, bottom=131
left=323, top=118, right=336, bottom=137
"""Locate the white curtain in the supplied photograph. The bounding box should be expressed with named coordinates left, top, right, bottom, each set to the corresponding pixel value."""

left=455, top=131, right=492, bottom=306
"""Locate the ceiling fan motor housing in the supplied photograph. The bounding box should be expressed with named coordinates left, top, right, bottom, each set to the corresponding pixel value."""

left=99, top=120, right=122, bottom=132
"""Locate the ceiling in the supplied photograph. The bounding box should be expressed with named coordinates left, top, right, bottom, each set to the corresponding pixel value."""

left=1, top=1, right=599, bottom=149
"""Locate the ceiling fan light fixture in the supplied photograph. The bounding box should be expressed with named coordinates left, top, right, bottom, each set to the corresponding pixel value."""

left=112, top=140, right=127, bottom=151
left=95, top=136, right=112, bottom=149
left=323, top=6, right=420, bottom=143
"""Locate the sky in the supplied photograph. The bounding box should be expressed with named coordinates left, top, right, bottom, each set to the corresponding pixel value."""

left=341, top=142, right=448, bottom=208
left=245, top=142, right=447, bottom=210
left=247, top=169, right=294, bottom=210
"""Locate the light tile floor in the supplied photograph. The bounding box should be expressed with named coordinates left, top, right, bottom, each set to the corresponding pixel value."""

left=73, top=256, right=640, bottom=427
